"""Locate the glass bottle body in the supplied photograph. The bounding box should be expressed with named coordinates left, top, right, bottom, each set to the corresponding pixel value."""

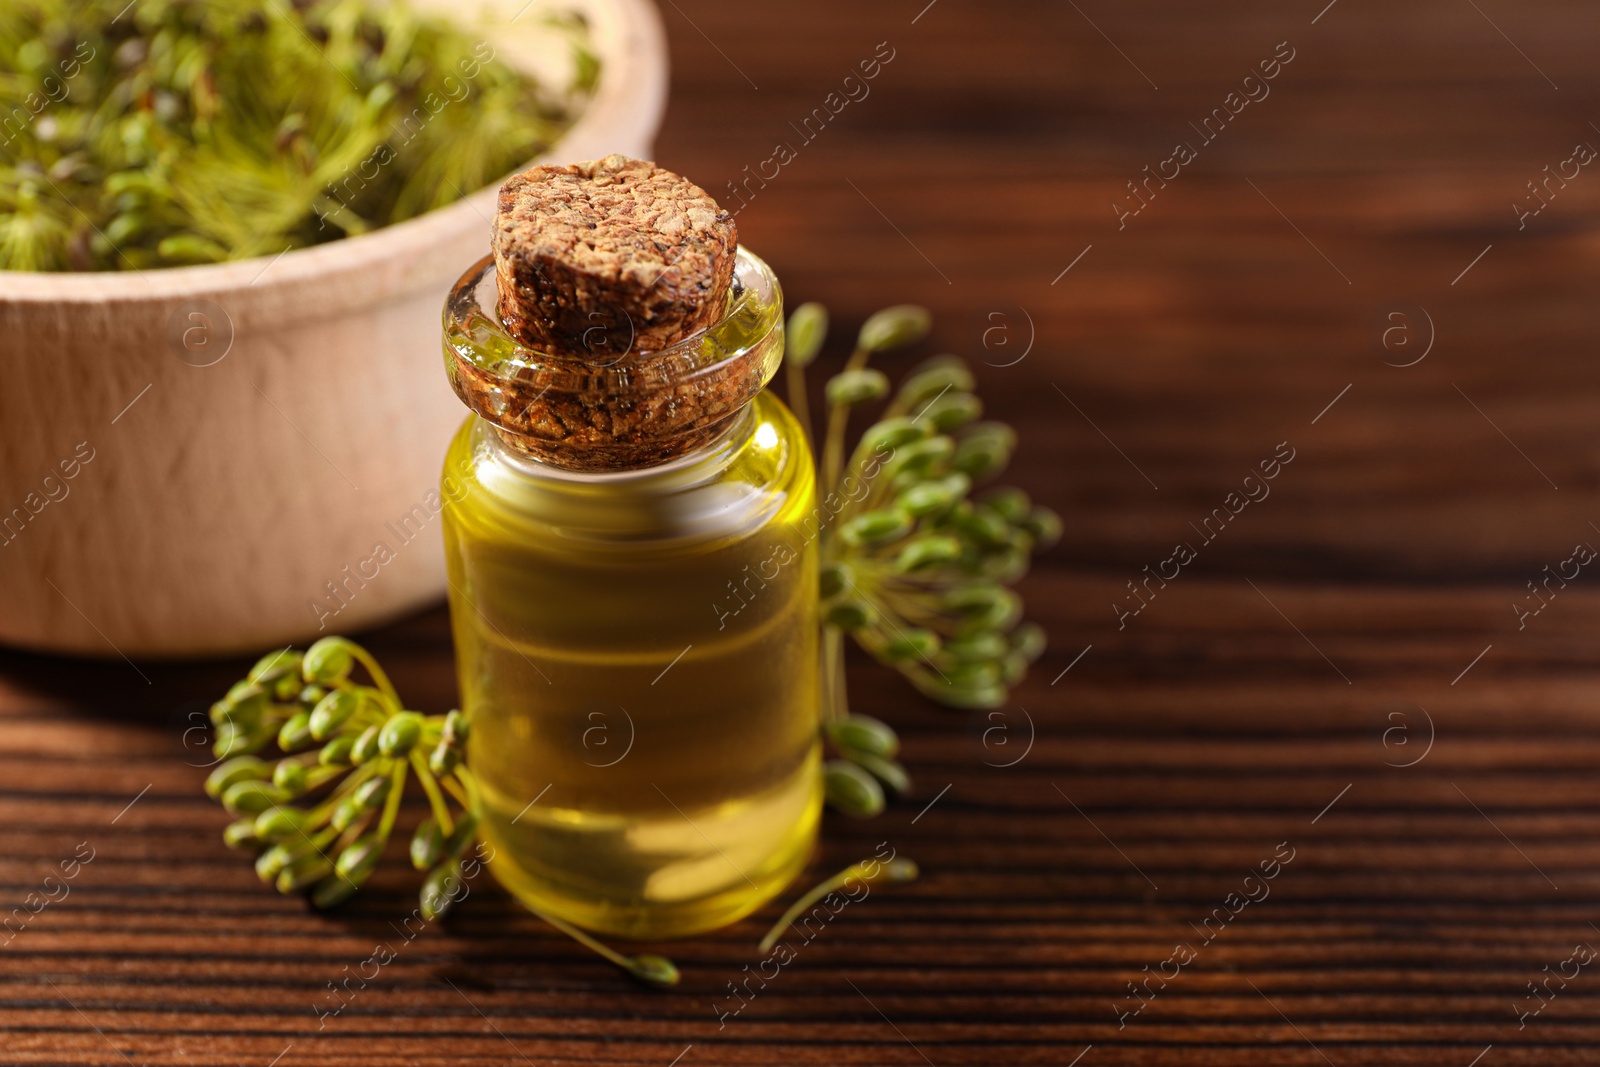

left=441, top=391, right=820, bottom=939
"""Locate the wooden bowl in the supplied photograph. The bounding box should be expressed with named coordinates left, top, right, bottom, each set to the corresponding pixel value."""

left=0, top=0, right=667, bottom=657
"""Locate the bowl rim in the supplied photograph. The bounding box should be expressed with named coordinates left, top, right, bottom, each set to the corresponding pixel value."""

left=0, top=0, right=668, bottom=303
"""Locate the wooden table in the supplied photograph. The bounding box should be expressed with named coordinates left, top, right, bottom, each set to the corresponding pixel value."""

left=6, top=0, right=1600, bottom=1063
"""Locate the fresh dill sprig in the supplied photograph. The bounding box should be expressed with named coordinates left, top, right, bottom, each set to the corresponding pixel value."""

left=784, top=303, right=1060, bottom=726
left=203, top=636, right=678, bottom=988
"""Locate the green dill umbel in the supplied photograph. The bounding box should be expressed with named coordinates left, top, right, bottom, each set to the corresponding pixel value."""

left=207, top=638, right=480, bottom=915
left=205, top=636, right=679, bottom=986
left=0, top=0, right=595, bottom=271
left=784, top=303, right=1060, bottom=721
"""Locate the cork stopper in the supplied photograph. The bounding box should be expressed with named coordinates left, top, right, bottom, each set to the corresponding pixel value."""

left=492, top=154, right=737, bottom=360
left=443, top=157, right=782, bottom=472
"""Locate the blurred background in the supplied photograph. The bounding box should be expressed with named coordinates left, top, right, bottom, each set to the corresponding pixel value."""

left=5, top=0, right=1600, bottom=1063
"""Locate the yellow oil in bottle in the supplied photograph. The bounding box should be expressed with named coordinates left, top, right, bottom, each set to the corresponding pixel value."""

left=440, top=392, right=821, bottom=939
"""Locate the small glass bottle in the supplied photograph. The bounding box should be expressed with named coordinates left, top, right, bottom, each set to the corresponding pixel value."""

left=439, top=245, right=820, bottom=939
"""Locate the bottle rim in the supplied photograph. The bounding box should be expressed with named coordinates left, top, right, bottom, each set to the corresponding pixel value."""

left=442, top=245, right=785, bottom=472
left=443, top=245, right=782, bottom=395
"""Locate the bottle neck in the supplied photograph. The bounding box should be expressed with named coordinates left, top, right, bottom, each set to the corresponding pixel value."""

left=481, top=400, right=758, bottom=483
left=456, top=393, right=804, bottom=546
left=442, top=247, right=785, bottom=476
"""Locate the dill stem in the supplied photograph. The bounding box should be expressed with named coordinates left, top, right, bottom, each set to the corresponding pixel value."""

left=410, top=751, right=455, bottom=835
left=376, top=760, right=408, bottom=844
left=786, top=357, right=813, bottom=446
left=350, top=647, right=402, bottom=715
left=821, top=345, right=871, bottom=491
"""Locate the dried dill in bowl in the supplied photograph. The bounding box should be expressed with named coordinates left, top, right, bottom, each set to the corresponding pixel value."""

left=0, top=0, right=597, bottom=271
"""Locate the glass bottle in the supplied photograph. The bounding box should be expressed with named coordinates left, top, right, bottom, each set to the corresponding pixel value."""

left=439, top=246, right=820, bottom=940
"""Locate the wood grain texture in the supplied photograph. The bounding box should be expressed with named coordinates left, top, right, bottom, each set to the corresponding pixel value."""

left=5, top=0, right=1600, bottom=1062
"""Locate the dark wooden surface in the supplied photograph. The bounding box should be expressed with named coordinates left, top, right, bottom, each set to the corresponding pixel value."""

left=7, top=0, right=1600, bottom=1062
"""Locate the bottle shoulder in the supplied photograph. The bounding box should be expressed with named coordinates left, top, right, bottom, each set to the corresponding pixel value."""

left=443, top=391, right=816, bottom=548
